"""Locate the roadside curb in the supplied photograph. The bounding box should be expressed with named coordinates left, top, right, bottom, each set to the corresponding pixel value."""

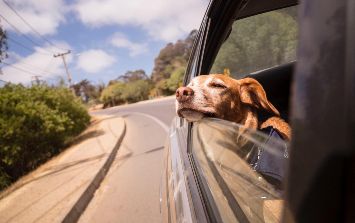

left=62, top=117, right=127, bottom=223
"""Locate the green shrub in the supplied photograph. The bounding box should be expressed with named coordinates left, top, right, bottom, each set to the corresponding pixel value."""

left=121, top=80, right=152, bottom=103
left=166, top=67, right=185, bottom=92
left=100, top=82, right=126, bottom=107
left=0, top=84, right=90, bottom=190
left=100, top=80, right=152, bottom=107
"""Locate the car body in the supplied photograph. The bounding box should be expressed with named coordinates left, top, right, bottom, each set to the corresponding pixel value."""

left=161, top=0, right=355, bottom=222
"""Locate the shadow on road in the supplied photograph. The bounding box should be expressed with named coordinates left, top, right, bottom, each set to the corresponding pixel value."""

left=0, top=154, right=106, bottom=201
left=66, top=129, right=105, bottom=147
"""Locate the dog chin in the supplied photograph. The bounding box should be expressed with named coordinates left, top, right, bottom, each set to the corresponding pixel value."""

left=180, top=110, right=204, bottom=122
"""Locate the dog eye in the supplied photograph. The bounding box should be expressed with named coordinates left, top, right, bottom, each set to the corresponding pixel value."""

left=209, top=82, right=227, bottom=89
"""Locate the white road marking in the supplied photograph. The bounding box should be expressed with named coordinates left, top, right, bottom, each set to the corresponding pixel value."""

left=122, top=112, right=169, bottom=133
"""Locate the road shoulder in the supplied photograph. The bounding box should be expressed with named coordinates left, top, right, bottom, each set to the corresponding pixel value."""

left=0, top=115, right=126, bottom=223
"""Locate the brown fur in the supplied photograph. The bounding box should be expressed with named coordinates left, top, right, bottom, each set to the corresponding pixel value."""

left=175, top=74, right=291, bottom=141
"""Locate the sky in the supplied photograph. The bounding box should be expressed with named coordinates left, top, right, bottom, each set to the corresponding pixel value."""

left=0, top=0, right=209, bottom=85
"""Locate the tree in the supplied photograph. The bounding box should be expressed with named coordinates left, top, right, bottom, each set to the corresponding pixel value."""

left=166, top=67, right=185, bottom=92
left=121, top=80, right=152, bottom=103
left=101, top=30, right=198, bottom=104
left=72, top=79, right=102, bottom=103
left=149, top=79, right=170, bottom=97
left=100, top=79, right=152, bottom=107
left=100, top=81, right=126, bottom=107
left=118, top=69, right=148, bottom=83
left=151, top=30, right=197, bottom=83
left=0, top=24, right=8, bottom=63
left=211, top=8, right=297, bottom=78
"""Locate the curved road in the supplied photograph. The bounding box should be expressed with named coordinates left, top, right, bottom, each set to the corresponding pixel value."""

left=91, top=96, right=175, bottom=126
left=79, top=97, right=176, bottom=223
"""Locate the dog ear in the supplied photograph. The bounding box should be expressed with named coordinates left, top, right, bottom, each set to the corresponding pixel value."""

left=238, top=77, right=280, bottom=116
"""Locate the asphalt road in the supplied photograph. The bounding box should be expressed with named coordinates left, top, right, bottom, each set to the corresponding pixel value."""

left=91, top=96, right=176, bottom=126
left=79, top=96, right=176, bottom=223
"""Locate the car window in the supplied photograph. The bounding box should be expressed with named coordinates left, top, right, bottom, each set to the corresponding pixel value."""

left=189, top=6, right=298, bottom=222
left=210, top=6, right=298, bottom=79
left=192, top=118, right=289, bottom=222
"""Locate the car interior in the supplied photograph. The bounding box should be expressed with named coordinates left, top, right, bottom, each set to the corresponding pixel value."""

left=248, top=61, right=294, bottom=122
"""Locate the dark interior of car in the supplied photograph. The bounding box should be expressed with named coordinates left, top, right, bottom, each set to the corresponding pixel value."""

left=247, top=62, right=294, bottom=122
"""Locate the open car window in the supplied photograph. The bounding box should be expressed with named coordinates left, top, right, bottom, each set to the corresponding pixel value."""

left=192, top=119, right=289, bottom=222
left=189, top=5, right=298, bottom=222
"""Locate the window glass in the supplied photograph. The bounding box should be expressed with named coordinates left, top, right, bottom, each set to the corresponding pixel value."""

left=192, top=118, right=289, bottom=222
left=190, top=6, right=297, bottom=222
left=211, top=7, right=298, bottom=79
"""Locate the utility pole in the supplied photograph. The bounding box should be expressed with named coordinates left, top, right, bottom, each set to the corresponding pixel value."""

left=54, top=50, right=72, bottom=87
left=31, top=75, right=42, bottom=85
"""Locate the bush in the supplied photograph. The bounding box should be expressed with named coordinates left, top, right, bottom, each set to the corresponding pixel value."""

left=0, top=84, right=90, bottom=190
left=100, top=80, right=152, bottom=107
left=121, top=80, right=151, bottom=103
left=100, top=82, right=126, bottom=107
left=166, top=67, right=185, bottom=92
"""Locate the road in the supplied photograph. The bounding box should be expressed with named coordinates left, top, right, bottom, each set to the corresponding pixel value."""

left=91, top=96, right=175, bottom=126
left=79, top=96, right=176, bottom=223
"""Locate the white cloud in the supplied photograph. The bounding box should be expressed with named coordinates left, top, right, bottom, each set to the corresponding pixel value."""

left=72, top=0, right=208, bottom=42
left=0, top=0, right=66, bottom=36
left=1, top=42, right=73, bottom=84
left=110, top=33, right=148, bottom=57
left=76, top=49, right=116, bottom=74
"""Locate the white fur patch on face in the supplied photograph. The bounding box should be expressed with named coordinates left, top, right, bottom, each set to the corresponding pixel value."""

left=180, top=110, right=204, bottom=122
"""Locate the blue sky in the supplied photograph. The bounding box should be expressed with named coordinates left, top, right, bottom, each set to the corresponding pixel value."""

left=0, top=0, right=208, bottom=85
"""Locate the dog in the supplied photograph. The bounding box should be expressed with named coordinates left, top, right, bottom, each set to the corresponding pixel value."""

left=175, top=74, right=291, bottom=141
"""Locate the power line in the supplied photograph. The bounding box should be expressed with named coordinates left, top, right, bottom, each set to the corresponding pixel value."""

left=2, top=61, right=54, bottom=77
left=43, top=58, right=55, bottom=72
left=0, top=13, right=55, bottom=54
left=2, top=59, right=62, bottom=79
left=7, top=36, right=51, bottom=55
left=2, top=0, right=68, bottom=52
left=4, top=38, right=63, bottom=78
left=15, top=60, right=59, bottom=77
left=0, top=79, right=11, bottom=84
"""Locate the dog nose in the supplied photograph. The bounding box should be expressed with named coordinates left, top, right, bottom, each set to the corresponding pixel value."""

left=176, top=87, right=194, bottom=102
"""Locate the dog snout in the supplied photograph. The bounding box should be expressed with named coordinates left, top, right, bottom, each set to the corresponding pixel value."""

left=176, top=87, right=194, bottom=102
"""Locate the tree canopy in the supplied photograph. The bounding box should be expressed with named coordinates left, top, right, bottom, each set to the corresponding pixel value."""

left=151, top=30, right=197, bottom=83
left=72, top=79, right=103, bottom=103
left=118, top=69, right=148, bottom=83
left=211, top=7, right=298, bottom=79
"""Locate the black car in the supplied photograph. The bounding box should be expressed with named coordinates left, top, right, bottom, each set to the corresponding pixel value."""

left=161, top=0, right=355, bottom=222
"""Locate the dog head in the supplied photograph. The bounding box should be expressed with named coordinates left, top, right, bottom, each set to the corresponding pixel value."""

left=175, top=74, right=280, bottom=123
